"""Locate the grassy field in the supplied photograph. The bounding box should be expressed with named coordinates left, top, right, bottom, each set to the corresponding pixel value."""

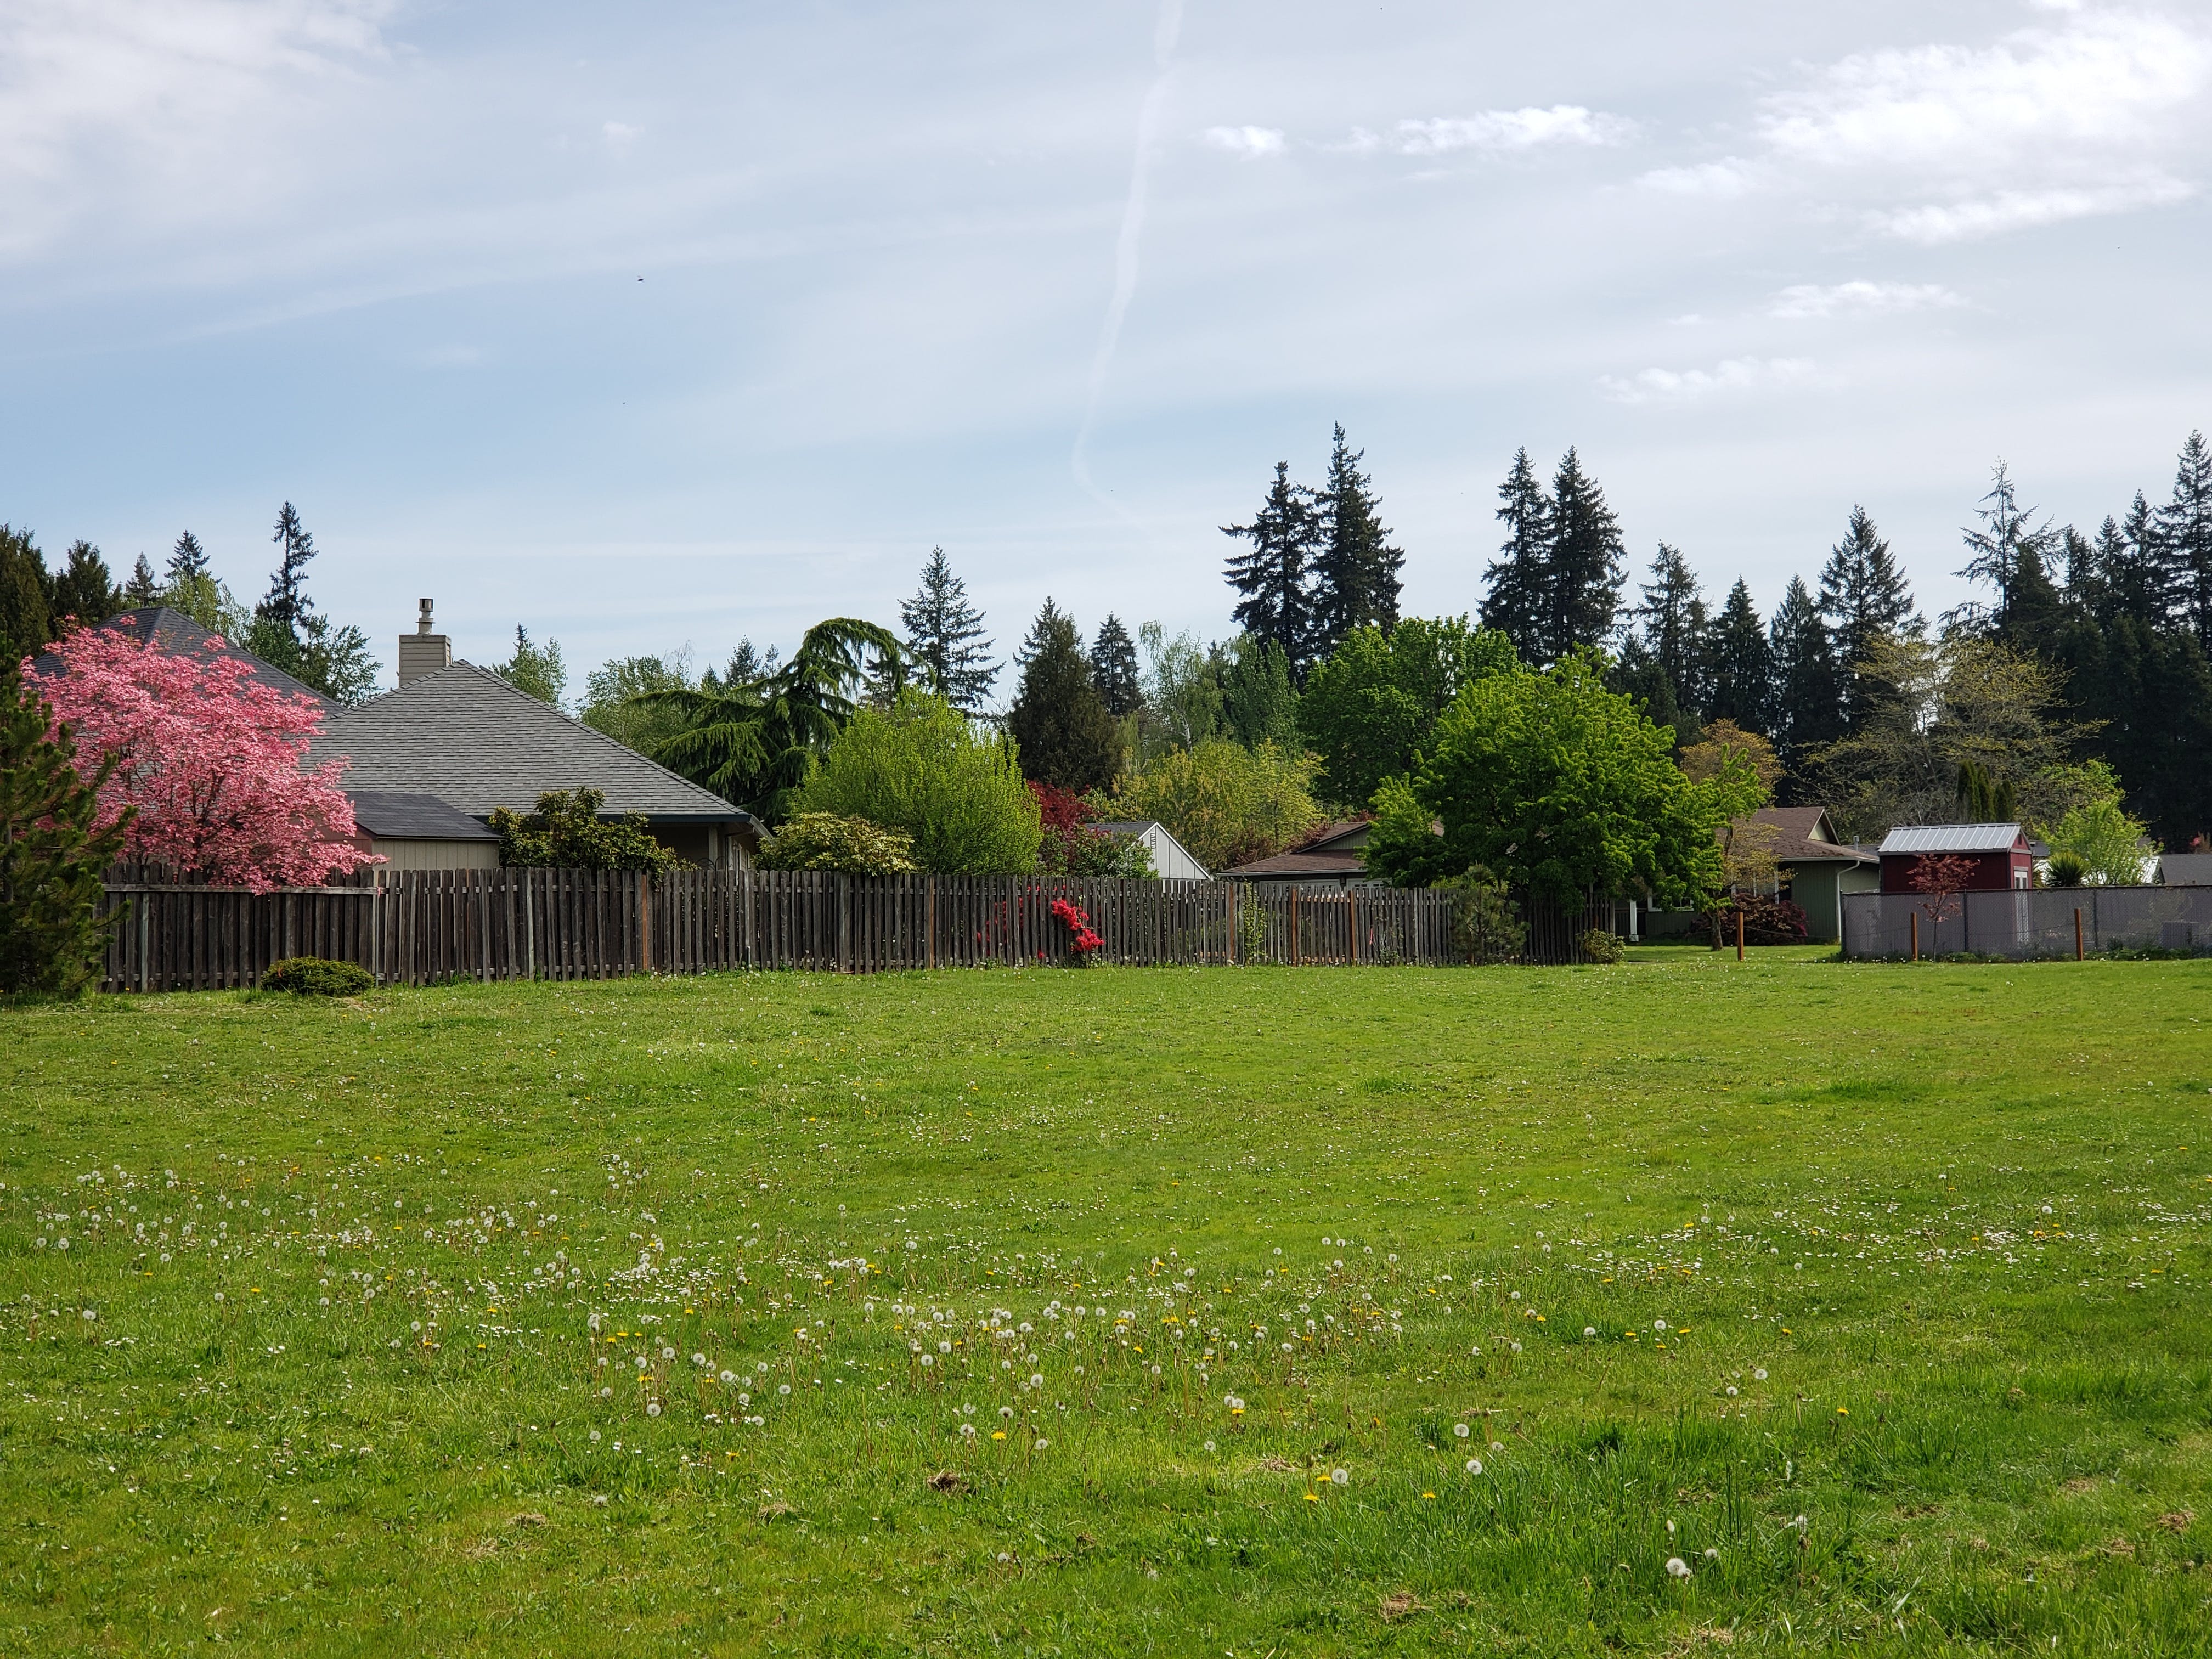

left=3, top=949, right=2210, bottom=1656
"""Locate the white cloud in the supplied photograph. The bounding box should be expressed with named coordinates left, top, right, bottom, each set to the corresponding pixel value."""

left=1202, top=124, right=1284, bottom=159
left=1598, top=356, right=1815, bottom=404
left=1870, top=177, right=2191, bottom=241
left=1638, top=158, right=1762, bottom=198
left=1389, top=106, right=1631, bottom=156
left=1768, top=279, right=1966, bottom=319
left=602, top=120, right=642, bottom=150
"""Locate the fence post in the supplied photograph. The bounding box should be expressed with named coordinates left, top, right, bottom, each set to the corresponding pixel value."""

left=1349, top=889, right=1359, bottom=966
left=2075, top=906, right=2084, bottom=961
left=1736, top=907, right=1745, bottom=962
left=1910, top=910, right=1918, bottom=962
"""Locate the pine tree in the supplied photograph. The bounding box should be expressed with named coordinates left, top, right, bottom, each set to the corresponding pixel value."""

left=124, top=555, right=160, bottom=607
left=0, top=658, right=131, bottom=994
left=258, top=504, right=315, bottom=633
left=2107, top=491, right=2169, bottom=625
left=1480, top=448, right=1551, bottom=663
left=1221, top=461, right=1321, bottom=675
left=1309, top=424, right=1404, bottom=659
left=1630, top=542, right=1709, bottom=713
left=48, top=541, right=121, bottom=629
left=1706, top=578, right=1771, bottom=732
left=1819, top=506, right=1918, bottom=730
left=1542, top=448, right=1625, bottom=662
left=1007, top=600, right=1120, bottom=791
left=898, top=546, right=998, bottom=712
left=1090, top=614, right=1142, bottom=718
left=2155, top=430, right=2212, bottom=651
left=166, top=531, right=211, bottom=584
left=1996, top=535, right=2064, bottom=657
left=1768, top=575, right=1841, bottom=781
left=1953, top=463, right=2057, bottom=636
left=241, top=504, right=377, bottom=703
left=0, top=524, right=52, bottom=664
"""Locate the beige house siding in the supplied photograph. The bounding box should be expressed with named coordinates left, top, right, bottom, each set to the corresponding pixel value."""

left=364, top=838, right=503, bottom=872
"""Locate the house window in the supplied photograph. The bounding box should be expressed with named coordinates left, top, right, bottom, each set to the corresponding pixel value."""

left=2013, top=869, right=2030, bottom=890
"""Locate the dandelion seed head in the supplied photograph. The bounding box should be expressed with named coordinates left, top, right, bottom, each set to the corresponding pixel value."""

left=1666, top=1556, right=1691, bottom=1579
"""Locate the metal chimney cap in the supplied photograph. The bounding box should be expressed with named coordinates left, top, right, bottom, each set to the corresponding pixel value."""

left=417, top=598, right=435, bottom=633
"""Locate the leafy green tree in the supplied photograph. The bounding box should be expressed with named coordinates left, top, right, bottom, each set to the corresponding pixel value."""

left=635, top=618, right=900, bottom=821
left=1705, top=578, right=1771, bottom=732
left=158, top=572, right=252, bottom=643
left=580, top=652, right=695, bottom=754
left=49, top=541, right=122, bottom=628
left=1299, top=617, right=1517, bottom=810
left=488, top=787, right=676, bottom=873
left=1310, top=424, right=1404, bottom=658
left=794, top=691, right=1040, bottom=874
left=898, top=547, right=997, bottom=712
left=1219, top=634, right=1300, bottom=751
left=1221, top=461, right=1321, bottom=675
left=1091, top=614, right=1142, bottom=719
left=1542, top=449, right=1625, bottom=662
left=756, top=812, right=919, bottom=875
left=493, top=625, right=569, bottom=708
left=1819, top=505, right=1919, bottom=729
left=1007, top=600, right=1120, bottom=791
left=2043, top=798, right=2153, bottom=885
left=1136, top=622, right=1222, bottom=758
left=1110, top=739, right=1322, bottom=872
left=1364, top=651, right=1763, bottom=905
left=0, top=524, right=52, bottom=664
left=1480, top=448, right=1550, bottom=663
left=1767, top=576, right=1841, bottom=782
left=0, top=659, right=131, bottom=994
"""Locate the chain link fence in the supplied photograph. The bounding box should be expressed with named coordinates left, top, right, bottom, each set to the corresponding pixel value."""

left=1842, top=886, right=2212, bottom=960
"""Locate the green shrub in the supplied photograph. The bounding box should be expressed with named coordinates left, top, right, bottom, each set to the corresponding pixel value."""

left=757, top=812, right=919, bottom=876
left=489, top=787, right=678, bottom=873
left=1437, top=873, right=1525, bottom=964
left=2046, top=849, right=2089, bottom=888
left=1579, top=928, right=1625, bottom=965
left=794, top=692, right=1040, bottom=874
left=262, top=957, right=374, bottom=996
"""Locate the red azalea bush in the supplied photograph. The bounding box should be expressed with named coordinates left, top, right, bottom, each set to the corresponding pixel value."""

left=31, top=628, right=375, bottom=891
left=1049, top=896, right=1103, bottom=961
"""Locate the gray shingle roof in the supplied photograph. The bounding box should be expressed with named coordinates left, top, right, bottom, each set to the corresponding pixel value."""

left=34, top=606, right=337, bottom=710
left=1878, top=823, right=2026, bottom=855
left=311, top=662, right=753, bottom=825
left=346, top=791, right=500, bottom=841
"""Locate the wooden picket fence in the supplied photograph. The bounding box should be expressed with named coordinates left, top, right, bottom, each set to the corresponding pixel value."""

left=96, top=869, right=1465, bottom=992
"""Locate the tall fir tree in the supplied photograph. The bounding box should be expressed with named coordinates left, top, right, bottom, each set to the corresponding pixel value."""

left=1767, top=575, right=1841, bottom=784
left=1221, top=461, right=1321, bottom=676
left=1541, top=448, right=1625, bottom=662
left=1308, top=424, right=1404, bottom=659
left=0, top=524, right=52, bottom=664
left=1090, top=614, right=1143, bottom=718
left=166, top=530, right=211, bottom=584
left=1006, top=600, right=1121, bottom=791
left=124, top=555, right=161, bottom=607
left=242, top=503, right=378, bottom=703
left=257, top=503, right=316, bottom=633
left=0, top=658, right=131, bottom=994
left=1953, top=462, right=2057, bottom=636
left=2154, top=429, right=2212, bottom=651
left=898, top=546, right=997, bottom=712
left=2106, top=490, right=2169, bottom=625
left=1818, top=505, right=1918, bottom=729
left=48, top=541, right=121, bottom=628
left=1630, top=541, right=1709, bottom=713
left=1705, top=578, right=1772, bottom=732
left=1480, top=447, right=1551, bottom=663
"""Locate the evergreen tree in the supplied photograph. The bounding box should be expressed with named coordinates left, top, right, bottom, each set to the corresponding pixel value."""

left=48, top=541, right=121, bottom=628
left=1542, top=448, right=1625, bottom=662
left=897, top=546, right=997, bottom=712
left=1630, top=542, right=1709, bottom=713
left=2107, top=491, right=2168, bottom=625
left=0, top=659, right=131, bottom=994
left=1090, top=614, right=1143, bottom=718
left=1995, top=534, right=2064, bottom=658
left=1953, top=462, right=2057, bottom=635
left=0, top=524, right=52, bottom=664
left=1607, top=635, right=1692, bottom=750
left=1480, top=448, right=1551, bottom=663
left=1006, top=600, right=1121, bottom=792
left=1819, top=505, right=1918, bottom=729
left=1220, top=635, right=1299, bottom=750
left=1768, top=576, right=1841, bottom=783
left=124, top=555, right=160, bottom=607
left=257, top=503, right=315, bottom=633
left=2155, top=430, right=2212, bottom=651
left=1221, top=461, right=1321, bottom=676
left=166, top=530, right=211, bottom=584
left=241, top=504, right=377, bottom=703
left=1705, top=578, right=1771, bottom=732
left=1309, top=424, right=1404, bottom=658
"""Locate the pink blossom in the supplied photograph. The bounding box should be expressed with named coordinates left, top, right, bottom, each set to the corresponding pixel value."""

left=30, top=629, right=376, bottom=892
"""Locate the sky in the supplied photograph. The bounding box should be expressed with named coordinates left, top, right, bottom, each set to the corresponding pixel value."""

left=3, top=0, right=2209, bottom=697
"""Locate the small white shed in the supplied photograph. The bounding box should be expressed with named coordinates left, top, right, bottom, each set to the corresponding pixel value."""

left=1092, top=819, right=1209, bottom=882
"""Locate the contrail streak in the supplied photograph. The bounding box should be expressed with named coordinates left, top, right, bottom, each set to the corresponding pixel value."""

left=1071, top=0, right=1184, bottom=532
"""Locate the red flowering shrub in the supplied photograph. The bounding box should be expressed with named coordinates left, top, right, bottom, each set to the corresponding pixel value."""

left=1049, top=896, right=1103, bottom=960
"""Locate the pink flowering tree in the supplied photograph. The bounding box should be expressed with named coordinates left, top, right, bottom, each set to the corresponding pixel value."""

left=29, top=629, right=375, bottom=891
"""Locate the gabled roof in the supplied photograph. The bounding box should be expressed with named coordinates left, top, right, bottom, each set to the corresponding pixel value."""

left=1745, top=805, right=1871, bottom=865
left=1222, top=849, right=1368, bottom=878
left=1878, top=822, right=2027, bottom=855
left=1299, top=820, right=1373, bottom=853
left=1093, top=819, right=1210, bottom=879
left=346, top=791, right=499, bottom=842
left=2161, top=853, right=2212, bottom=887
left=310, top=662, right=754, bottom=826
left=35, top=606, right=337, bottom=710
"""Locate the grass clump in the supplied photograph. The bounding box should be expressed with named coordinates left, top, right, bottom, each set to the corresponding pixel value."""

left=2, top=947, right=2209, bottom=1654
left=260, top=956, right=375, bottom=995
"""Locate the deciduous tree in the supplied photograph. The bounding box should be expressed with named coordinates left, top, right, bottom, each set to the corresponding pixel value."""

left=795, top=691, right=1040, bottom=874
left=1297, top=617, right=1517, bottom=810
left=1110, top=740, right=1321, bottom=872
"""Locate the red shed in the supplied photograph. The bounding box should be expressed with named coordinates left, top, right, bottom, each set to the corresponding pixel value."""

left=1877, top=823, right=2033, bottom=894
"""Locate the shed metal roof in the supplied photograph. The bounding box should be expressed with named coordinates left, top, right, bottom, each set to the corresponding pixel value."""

left=1877, top=822, right=2026, bottom=855
left=311, top=662, right=755, bottom=825
left=345, top=791, right=500, bottom=841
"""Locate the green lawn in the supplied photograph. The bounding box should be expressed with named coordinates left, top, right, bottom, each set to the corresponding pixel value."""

left=4, top=950, right=2210, bottom=1655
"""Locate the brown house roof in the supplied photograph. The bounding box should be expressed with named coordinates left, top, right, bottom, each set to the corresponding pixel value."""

left=1222, top=849, right=1369, bottom=878
left=1743, top=805, right=1871, bottom=866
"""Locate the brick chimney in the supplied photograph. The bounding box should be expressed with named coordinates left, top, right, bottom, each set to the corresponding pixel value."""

left=398, top=597, right=451, bottom=685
